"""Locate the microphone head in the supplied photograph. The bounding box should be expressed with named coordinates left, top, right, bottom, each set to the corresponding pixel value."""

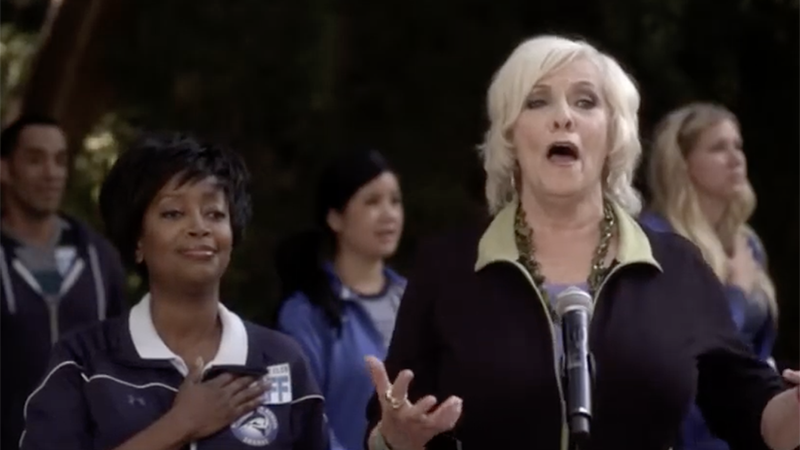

left=554, top=286, right=594, bottom=320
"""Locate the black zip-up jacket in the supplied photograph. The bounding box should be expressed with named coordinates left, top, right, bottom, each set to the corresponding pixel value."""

left=0, top=215, right=127, bottom=449
left=365, top=201, right=786, bottom=450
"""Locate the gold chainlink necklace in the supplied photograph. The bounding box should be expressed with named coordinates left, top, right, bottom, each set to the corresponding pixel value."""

left=513, top=201, right=616, bottom=322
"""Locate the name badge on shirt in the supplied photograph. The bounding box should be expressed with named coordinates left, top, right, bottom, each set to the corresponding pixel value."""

left=263, top=363, right=293, bottom=404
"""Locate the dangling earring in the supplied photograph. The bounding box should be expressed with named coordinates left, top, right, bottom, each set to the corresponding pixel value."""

left=511, top=161, right=521, bottom=195
left=135, top=249, right=143, bottom=264
left=602, top=158, right=612, bottom=188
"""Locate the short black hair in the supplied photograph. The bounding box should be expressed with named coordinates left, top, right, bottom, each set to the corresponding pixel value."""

left=0, top=114, right=61, bottom=159
left=98, top=132, right=252, bottom=272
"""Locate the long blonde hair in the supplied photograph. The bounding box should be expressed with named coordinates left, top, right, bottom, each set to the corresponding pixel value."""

left=647, top=102, right=777, bottom=320
left=478, top=35, right=642, bottom=216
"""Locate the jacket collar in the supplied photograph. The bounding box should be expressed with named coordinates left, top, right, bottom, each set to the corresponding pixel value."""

left=321, top=262, right=407, bottom=301
left=475, top=200, right=662, bottom=272
left=128, top=293, right=249, bottom=372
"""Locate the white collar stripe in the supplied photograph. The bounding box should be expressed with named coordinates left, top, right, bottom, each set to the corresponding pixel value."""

left=128, top=294, right=249, bottom=375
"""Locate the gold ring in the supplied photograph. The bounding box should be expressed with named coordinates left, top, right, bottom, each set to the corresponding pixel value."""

left=384, top=387, right=407, bottom=410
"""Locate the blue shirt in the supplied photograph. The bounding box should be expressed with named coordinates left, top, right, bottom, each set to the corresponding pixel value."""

left=277, top=265, right=406, bottom=450
left=20, top=295, right=328, bottom=450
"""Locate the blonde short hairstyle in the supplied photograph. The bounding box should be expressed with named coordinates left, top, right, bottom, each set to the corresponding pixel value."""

left=647, top=102, right=777, bottom=321
left=478, top=35, right=643, bottom=216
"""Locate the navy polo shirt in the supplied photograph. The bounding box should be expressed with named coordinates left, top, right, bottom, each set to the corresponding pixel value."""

left=20, top=295, right=329, bottom=450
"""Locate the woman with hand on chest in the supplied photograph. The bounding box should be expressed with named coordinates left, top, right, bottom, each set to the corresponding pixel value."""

left=21, top=133, right=328, bottom=450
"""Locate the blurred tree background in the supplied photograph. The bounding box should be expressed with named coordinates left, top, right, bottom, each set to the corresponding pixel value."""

left=2, top=0, right=798, bottom=366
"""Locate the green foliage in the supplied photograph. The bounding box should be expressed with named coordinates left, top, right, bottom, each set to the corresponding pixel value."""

left=63, top=114, right=136, bottom=227
left=0, top=24, right=38, bottom=118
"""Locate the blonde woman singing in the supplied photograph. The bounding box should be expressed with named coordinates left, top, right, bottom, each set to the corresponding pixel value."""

left=641, top=102, right=779, bottom=450
left=362, top=37, right=799, bottom=450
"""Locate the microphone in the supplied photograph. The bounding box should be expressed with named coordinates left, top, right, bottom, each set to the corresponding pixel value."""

left=555, top=286, right=595, bottom=445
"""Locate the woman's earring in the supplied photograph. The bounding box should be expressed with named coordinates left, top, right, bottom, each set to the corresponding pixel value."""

left=511, top=162, right=522, bottom=194
left=135, top=249, right=143, bottom=264
left=602, top=159, right=612, bottom=185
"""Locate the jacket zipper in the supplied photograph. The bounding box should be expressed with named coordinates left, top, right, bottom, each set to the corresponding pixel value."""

left=510, top=260, right=642, bottom=450
left=509, top=261, right=569, bottom=450
left=45, top=295, right=61, bottom=345
left=9, top=257, right=85, bottom=346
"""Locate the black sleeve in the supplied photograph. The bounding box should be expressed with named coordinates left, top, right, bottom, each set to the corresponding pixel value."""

left=688, top=245, right=786, bottom=450
left=364, top=237, right=443, bottom=447
left=290, top=347, right=329, bottom=450
left=20, top=342, right=93, bottom=450
left=291, top=397, right=328, bottom=450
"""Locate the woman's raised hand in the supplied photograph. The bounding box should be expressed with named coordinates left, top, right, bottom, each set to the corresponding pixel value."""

left=365, top=356, right=462, bottom=450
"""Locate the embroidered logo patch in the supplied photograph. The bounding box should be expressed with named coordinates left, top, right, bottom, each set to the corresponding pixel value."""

left=231, top=405, right=279, bottom=446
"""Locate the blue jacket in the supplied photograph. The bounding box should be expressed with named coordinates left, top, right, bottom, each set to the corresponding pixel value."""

left=638, top=211, right=776, bottom=450
left=277, top=264, right=406, bottom=450
left=0, top=215, right=127, bottom=450
left=21, top=295, right=328, bottom=450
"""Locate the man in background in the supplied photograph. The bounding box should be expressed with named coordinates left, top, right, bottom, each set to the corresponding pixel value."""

left=0, top=115, right=127, bottom=448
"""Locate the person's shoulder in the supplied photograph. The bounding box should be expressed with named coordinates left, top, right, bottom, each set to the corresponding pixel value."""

left=52, top=315, right=127, bottom=367
left=429, top=221, right=489, bottom=246
left=243, top=320, right=308, bottom=362
left=398, top=221, right=491, bottom=292
left=414, top=221, right=489, bottom=262
left=60, top=214, right=101, bottom=241
left=61, top=214, right=121, bottom=258
left=741, top=224, right=768, bottom=266
left=276, top=291, right=328, bottom=328
left=279, top=291, right=316, bottom=314
left=640, top=227, right=728, bottom=321
left=385, top=266, right=407, bottom=286
left=643, top=226, right=707, bottom=273
left=637, top=209, right=674, bottom=233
